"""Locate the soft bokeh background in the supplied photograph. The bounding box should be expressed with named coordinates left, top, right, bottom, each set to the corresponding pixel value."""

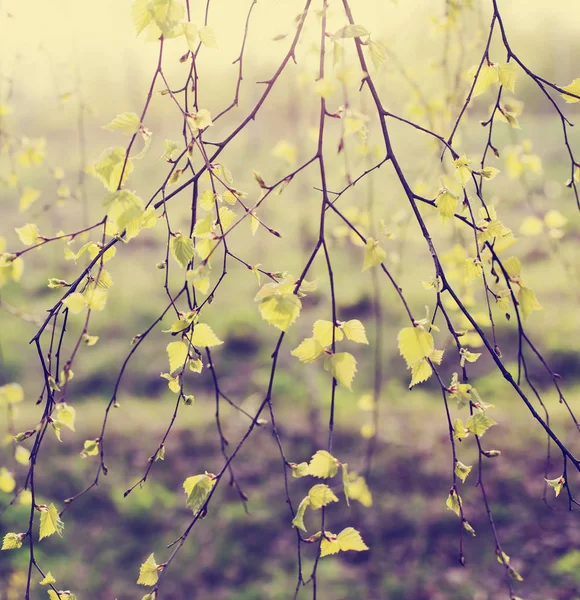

left=1, top=1, right=579, bottom=599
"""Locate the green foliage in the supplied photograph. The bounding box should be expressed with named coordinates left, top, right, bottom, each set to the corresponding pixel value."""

left=1, top=0, right=579, bottom=598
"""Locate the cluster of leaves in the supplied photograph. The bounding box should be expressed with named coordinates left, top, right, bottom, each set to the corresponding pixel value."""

left=0, top=0, right=579, bottom=599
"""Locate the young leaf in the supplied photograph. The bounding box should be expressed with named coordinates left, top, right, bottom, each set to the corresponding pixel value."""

left=170, top=234, right=195, bottom=269
left=167, top=340, right=189, bottom=373
left=498, top=62, right=517, bottom=93
left=189, top=323, right=223, bottom=347
left=258, top=294, right=301, bottom=332
left=103, top=112, right=141, bottom=135
left=410, top=359, right=432, bottom=388
left=348, top=473, right=373, bottom=507
left=545, top=476, right=565, bottom=497
left=306, top=450, right=339, bottom=479
left=455, top=461, right=472, bottom=483
left=320, top=527, right=369, bottom=557
left=561, top=78, right=580, bottom=103
left=292, top=497, right=310, bottom=532
left=324, top=352, right=357, bottom=390
left=183, top=22, right=198, bottom=50
left=291, top=337, right=325, bottom=363
left=19, top=187, right=41, bottom=212
left=518, top=286, right=542, bottom=321
left=435, top=189, right=457, bottom=223
left=0, top=467, right=16, bottom=493
left=308, top=484, right=339, bottom=509
left=453, top=418, right=469, bottom=441
left=466, top=412, right=496, bottom=437
left=312, top=320, right=344, bottom=347
left=40, top=572, right=56, bottom=585
left=336, top=527, right=369, bottom=552
left=470, top=63, right=498, bottom=97
left=397, top=327, right=434, bottom=367
left=62, top=292, right=86, bottom=314
left=362, top=238, right=387, bottom=271
left=290, top=462, right=310, bottom=478
left=198, top=26, right=218, bottom=48
left=54, top=403, right=76, bottom=432
left=93, top=147, right=132, bottom=191
left=137, top=553, right=159, bottom=586
left=341, top=320, right=368, bottom=344
left=2, top=532, right=24, bottom=550
left=183, top=474, right=215, bottom=514
left=15, top=223, right=41, bottom=246
left=39, top=504, right=64, bottom=540
left=445, top=489, right=462, bottom=517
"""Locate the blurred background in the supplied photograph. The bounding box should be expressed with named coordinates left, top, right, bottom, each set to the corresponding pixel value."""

left=1, top=0, right=579, bottom=598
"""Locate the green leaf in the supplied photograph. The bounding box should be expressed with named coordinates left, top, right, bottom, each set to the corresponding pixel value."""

left=463, top=520, right=476, bottom=536
left=368, top=40, right=387, bottom=69
left=39, top=504, right=64, bottom=540
left=93, top=147, right=132, bottom=191
left=290, top=462, right=309, bottom=478
left=445, top=488, right=462, bottom=517
left=0, top=382, right=24, bottom=405
left=15, top=223, right=41, bottom=246
left=469, top=63, right=498, bottom=97
left=324, top=352, right=357, bottom=390
left=2, top=532, right=23, bottom=550
left=410, top=359, right=432, bottom=388
left=183, top=22, right=198, bottom=50
left=170, top=234, right=195, bottom=269
left=333, top=24, right=369, bottom=39
left=480, top=166, right=500, bottom=180
left=198, top=26, right=217, bottom=48
left=258, top=294, right=301, bottom=332
left=80, top=439, right=99, bottom=458
left=503, top=256, right=521, bottom=280
left=0, top=467, right=16, bottom=493
left=320, top=527, right=369, bottom=557
left=306, top=450, right=339, bottom=479
left=183, top=474, right=215, bottom=514
left=189, top=323, right=223, bottom=347
left=62, top=292, right=86, bottom=314
left=40, top=572, right=56, bottom=585
left=103, top=190, right=144, bottom=232
left=435, top=189, right=457, bottom=223
left=103, top=112, right=141, bottom=135
left=545, top=475, right=565, bottom=497
left=137, top=553, right=159, bottom=586
left=291, top=337, right=325, bottom=363
left=397, top=327, right=434, bottom=367
left=308, top=484, right=339, bottom=509
left=291, top=497, right=310, bottom=532
left=312, top=320, right=344, bottom=347
left=561, top=78, right=580, bottom=103
left=465, top=412, right=496, bottom=437
left=132, top=0, right=152, bottom=35
left=19, top=187, right=41, bottom=211
left=163, top=311, right=195, bottom=334
left=455, top=461, right=472, bottom=483
left=453, top=155, right=473, bottom=186
left=453, top=418, right=469, bottom=441
left=348, top=473, right=373, bottom=507
left=362, top=238, right=387, bottom=271
left=53, top=402, right=76, bottom=432
left=498, top=62, right=517, bottom=93
left=518, top=286, right=542, bottom=321
left=341, top=320, right=368, bottom=344
left=187, top=109, right=213, bottom=133
left=167, top=340, right=189, bottom=373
